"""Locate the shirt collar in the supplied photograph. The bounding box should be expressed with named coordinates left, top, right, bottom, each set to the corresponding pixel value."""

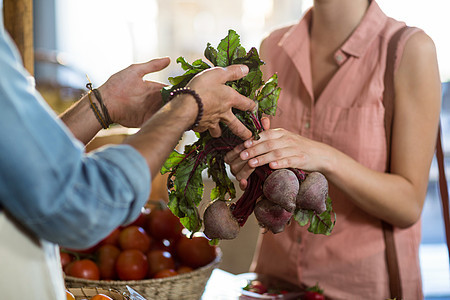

left=340, top=0, right=388, bottom=58
left=278, top=9, right=314, bottom=99
left=278, top=7, right=312, bottom=52
left=279, top=0, right=388, bottom=59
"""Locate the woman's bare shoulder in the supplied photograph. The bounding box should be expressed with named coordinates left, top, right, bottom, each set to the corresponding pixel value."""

left=395, top=29, right=439, bottom=88
left=403, top=30, right=437, bottom=60
left=261, top=24, right=295, bottom=49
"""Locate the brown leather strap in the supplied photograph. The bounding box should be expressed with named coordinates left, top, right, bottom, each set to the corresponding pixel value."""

left=436, top=125, right=450, bottom=262
left=381, top=221, right=402, bottom=297
left=382, top=25, right=413, bottom=299
left=384, top=25, right=450, bottom=297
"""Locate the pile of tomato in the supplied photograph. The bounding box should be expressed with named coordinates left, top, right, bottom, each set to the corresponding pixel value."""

left=61, top=205, right=217, bottom=281
left=65, top=290, right=113, bottom=300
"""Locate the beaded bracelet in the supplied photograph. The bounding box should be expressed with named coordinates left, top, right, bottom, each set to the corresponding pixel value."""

left=168, top=87, right=204, bottom=130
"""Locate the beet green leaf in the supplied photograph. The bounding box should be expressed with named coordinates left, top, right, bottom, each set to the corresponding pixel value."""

left=159, top=29, right=333, bottom=237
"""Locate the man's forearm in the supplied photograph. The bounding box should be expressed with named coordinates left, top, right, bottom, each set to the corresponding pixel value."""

left=123, top=95, right=198, bottom=179
left=59, top=95, right=103, bottom=145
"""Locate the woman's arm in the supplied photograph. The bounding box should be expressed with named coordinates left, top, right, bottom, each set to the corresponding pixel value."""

left=230, top=32, right=441, bottom=228
left=327, top=31, right=441, bottom=227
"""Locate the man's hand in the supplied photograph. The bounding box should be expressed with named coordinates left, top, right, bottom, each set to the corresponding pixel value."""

left=123, top=64, right=256, bottom=179
left=186, top=65, right=256, bottom=140
left=99, top=57, right=171, bottom=128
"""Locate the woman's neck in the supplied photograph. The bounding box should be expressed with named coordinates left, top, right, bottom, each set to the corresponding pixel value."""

left=311, top=0, right=370, bottom=47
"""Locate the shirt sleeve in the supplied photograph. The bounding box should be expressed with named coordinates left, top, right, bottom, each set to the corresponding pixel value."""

left=0, top=14, right=151, bottom=249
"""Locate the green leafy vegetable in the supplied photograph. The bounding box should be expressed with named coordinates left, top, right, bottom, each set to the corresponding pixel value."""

left=161, top=29, right=334, bottom=236
left=293, top=197, right=335, bottom=236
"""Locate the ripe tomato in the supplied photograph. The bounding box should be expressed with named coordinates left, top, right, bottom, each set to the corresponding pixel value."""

left=246, top=280, right=267, bottom=294
left=175, top=235, right=216, bottom=269
left=60, top=250, right=73, bottom=269
left=146, top=208, right=183, bottom=240
left=65, top=259, right=100, bottom=280
left=129, top=207, right=151, bottom=228
left=118, top=225, right=151, bottom=253
left=91, top=294, right=113, bottom=300
left=304, top=283, right=325, bottom=300
left=149, top=238, right=172, bottom=252
left=96, top=244, right=121, bottom=280
left=153, top=269, right=178, bottom=279
left=115, top=249, right=148, bottom=281
left=99, top=227, right=121, bottom=247
left=65, top=243, right=99, bottom=255
left=176, top=266, right=193, bottom=274
left=65, top=290, right=75, bottom=300
left=146, top=249, right=176, bottom=277
left=304, top=291, right=325, bottom=300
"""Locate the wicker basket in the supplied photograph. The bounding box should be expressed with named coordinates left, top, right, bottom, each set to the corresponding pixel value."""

left=67, top=287, right=129, bottom=300
left=65, top=249, right=221, bottom=300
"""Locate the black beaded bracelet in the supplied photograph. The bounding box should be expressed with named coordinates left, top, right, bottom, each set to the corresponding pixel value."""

left=168, top=87, right=204, bottom=130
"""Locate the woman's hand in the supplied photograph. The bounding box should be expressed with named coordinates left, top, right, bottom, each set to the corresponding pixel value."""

left=98, top=57, right=171, bottom=128
left=240, top=128, right=326, bottom=171
left=185, top=65, right=256, bottom=140
left=225, top=117, right=271, bottom=190
left=226, top=117, right=334, bottom=190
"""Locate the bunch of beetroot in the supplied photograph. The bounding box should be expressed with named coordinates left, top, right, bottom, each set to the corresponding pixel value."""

left=203, top=168, right=332, bottom=240
left=161, top=30, right=335, bottom=243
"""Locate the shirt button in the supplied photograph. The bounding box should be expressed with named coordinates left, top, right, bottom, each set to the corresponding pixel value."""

left=297, top=236, right=302, bottom=243
left=336, top=54, right=344, bottom=62
left=304, top=122, right=310, bottom=129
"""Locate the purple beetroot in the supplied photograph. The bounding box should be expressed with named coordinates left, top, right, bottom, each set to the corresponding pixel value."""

left=203, top=200, right=240, bottom=240
left=296, top=172, right=328, bottom=214
left=254, top=197, right=293, bottom=234
left=262, top=169, right=299, bottom=212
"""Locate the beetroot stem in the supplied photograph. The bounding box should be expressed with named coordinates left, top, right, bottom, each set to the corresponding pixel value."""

left=231, top=173, right=262, bottom=226
left=182, top=138, right=240, bottom=197
left=249, top=112, right=263, bottom=132
left=290, top=168, right=306, bottom=182
left=230, top=164, right=273, bottom=226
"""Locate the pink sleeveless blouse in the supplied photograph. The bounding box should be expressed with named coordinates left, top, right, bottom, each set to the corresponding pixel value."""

left=250, top=1, right=423, bottom=299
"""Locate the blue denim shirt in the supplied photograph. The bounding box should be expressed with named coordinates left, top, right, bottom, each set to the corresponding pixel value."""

left=0, top=7, right=151, bottom=249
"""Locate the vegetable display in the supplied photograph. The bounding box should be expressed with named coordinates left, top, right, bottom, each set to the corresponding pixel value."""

left=61, top=205, right=217, bottom=281
left=161, top=30, right=335, bottom=242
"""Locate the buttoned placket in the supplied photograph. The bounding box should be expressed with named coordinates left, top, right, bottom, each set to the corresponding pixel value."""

left=300, top=49, right=350, bottom=138
left=302, top=108, right=313, bottom=138
left=300, top=49, right=348, bottom=137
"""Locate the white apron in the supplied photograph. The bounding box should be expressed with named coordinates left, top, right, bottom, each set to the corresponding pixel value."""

left=0, top=211, right=66, bottom=299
